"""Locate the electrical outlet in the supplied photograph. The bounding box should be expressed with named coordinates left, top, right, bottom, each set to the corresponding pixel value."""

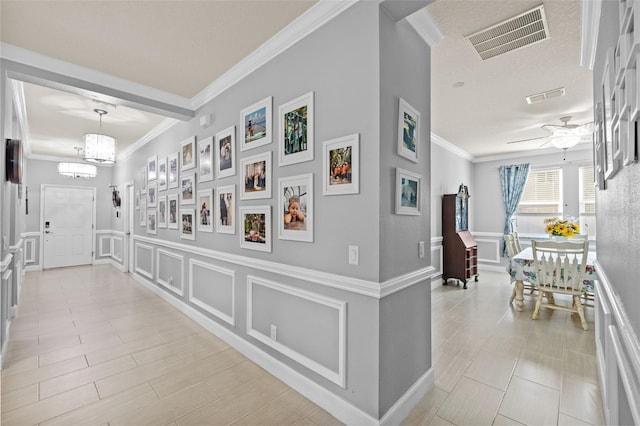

left=419, top=241, right=425, bottom=258
left=270, top=324, right=277, bottom=340
left=348, top=245, right=359, bottom=265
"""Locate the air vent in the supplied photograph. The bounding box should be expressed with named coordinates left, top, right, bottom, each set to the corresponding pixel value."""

left=525, top=87, right=566, bottom=104
left=466, top=5, right=550, bottom=60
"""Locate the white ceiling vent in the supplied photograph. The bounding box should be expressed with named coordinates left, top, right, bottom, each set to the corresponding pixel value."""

left=466, top=5, right=550, bottom=60
left=525, top=87, right=566, bottom=104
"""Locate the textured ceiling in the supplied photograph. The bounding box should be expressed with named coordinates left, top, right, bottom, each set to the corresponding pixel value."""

left=1, top=0, right=593, bottom=160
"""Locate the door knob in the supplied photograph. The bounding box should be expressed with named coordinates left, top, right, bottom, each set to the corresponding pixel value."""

left=45, top=230, right=53, bottom=234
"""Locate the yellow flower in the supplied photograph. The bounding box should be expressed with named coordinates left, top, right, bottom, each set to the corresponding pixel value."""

left=544, top=217, right=580, bottom=237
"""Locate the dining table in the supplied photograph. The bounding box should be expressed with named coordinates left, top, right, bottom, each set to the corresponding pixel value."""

left=506, top=246, right=597, bottom=312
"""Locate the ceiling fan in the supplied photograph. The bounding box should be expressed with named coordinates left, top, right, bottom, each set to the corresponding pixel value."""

left=506, top=116, right=593, bottom=149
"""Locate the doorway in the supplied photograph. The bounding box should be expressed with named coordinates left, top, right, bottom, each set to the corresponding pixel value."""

left=42, top=185, right=95, bottom=269
left=126, top=183, right=135, bottom=273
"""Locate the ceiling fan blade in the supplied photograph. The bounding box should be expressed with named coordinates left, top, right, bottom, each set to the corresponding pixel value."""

left=506, top=136, right=548, bottom=144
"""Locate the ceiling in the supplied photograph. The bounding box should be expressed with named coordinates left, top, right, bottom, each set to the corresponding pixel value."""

left=0, top=0, right=593, bottom=161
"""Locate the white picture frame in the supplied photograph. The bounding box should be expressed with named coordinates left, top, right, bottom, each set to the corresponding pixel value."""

left=180, top=208, right=195, bottom=240
left=147, top=182, right=157, bottom=208
left=395, top=167, right=422, bottom=215
left=168, top=194, right=178, bottom=229
left=215, top=184, right=235, bottom=234
left=168, top=152, right=179, bottom=189
left=181, top=136, right=196, bottom=171
left=198, top=136, right=214, bottom=183
left=140, top=166, right=147, bottom=194
left=240, top=205, right=271, bottom=252
left=240, top=151, right=271, bottom=200
left=158, top=195, right=167, bottom=228
left=240, top=96, right=272, bottom=151
left=147, top=210, right=157, bottom=235
left=278, top=174, right=313, bottom=242
left=139, top=198, right=147, bottom=226
left=197, top=188, right=214, bottom=233
left=158, top=157, right=167, bottom=191
left=147, top=155, right=158, bottom=181
left=322, top=133, right=359, bottom=196
left=279, top=91, right=314, bottom=166
left=180, top=172, right=196, bottom=205
left=397, top=97, right=420, bottom=163
left=216, top=125, right=236, bottom=179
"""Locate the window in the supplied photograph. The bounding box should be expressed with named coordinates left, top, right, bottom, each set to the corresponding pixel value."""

left=579, top=165, right=597, bottom=238
left=517, top=168, right=562, bottom=214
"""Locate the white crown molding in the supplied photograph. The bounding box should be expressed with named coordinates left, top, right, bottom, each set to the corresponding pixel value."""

left=471, top=143, right=592, bottom=163
left=117, top=117, right=179, bottom=162
left=580, top=0, right=602, bottom=70
left=191, top=0, right=358, bottom=108
left=431, top=132, right=473, bottom=161
left=27, top=153, right=114, bottom=166
left=406, top=9, right=444, bottom=47
left=9, top=79, right=30, bottom=155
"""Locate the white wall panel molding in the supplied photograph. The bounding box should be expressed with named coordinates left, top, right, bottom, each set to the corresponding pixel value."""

left=595, top=260, right=640, bottom=425
left=189, top=259, right=235, bottom=326
left=247, top=275, right=347, bottom=388
left=1, top=255, right=13, bottom=273
left=134, top=242, right=154, bottom=280
left=475, top=238, right=501, bottom=264
left=112, top=236, right=123, bottom=263
left=156, top=249, right=184, bottom=297
left=130, top=272, right=377, bottom=426
left=98, top=235, right=112, bottom=257
left=133, top=235, right=430, bottom=299
left=24, top=238, right=36, bottom=265
left=21, top=232, right=40, bottom=237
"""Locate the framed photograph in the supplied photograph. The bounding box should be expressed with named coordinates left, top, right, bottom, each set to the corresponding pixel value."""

left=278, top=174, right=313, bottom=242
left=147, top=210, right=157, bottom=235
left=158, top=196, right=168, bottom=228
left=395, top=168, right=422, bottom=215
left=398, top=97, right=420, bottom=163
left=198, top=136, right=214, bottom=183
left=135, top=190, right=140, bottom=210
left=158, top=157, right=167, bottom=191
left=215, top=184, right=235, bottom=234
left=147, top=182, right=157, bottom=208
left=197, top=189, right=214, bottom=233
left=140, top=198, right=147, bottom=226
left=240, top=205, right=271, bottom=252
left=180, top=208, right=195, bottom=240
left=322, top=133, right=359, bottom=196
left=279, top=91, right=314, bottom=166
left=603, top=47, right=620, bottom=180
left=240, top=151, right=271, bottom=200
left=181, top=136, right=196, bottom=171
left=216, top=125, right=236, bottom=178
left=168, top=152, right=179, bottom=189
left=147, top=155, right=158, bottom=181
left=240, top=96, right=272, bottom=151
left=180, top=172, right=196, bottom=205
left=140, top=166, right=147, bottom=194
left=168, top=195, right=178, bottom=229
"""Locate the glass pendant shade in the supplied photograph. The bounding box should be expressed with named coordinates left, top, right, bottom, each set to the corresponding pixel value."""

left=57, top=162, right=97, bottom=178
left=84, top=133, right=116, bottom=164
left=550, top=135, right=581, bottom=149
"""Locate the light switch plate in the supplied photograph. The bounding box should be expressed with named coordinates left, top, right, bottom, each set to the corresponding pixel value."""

left=348, top=245, right=359, bottom=265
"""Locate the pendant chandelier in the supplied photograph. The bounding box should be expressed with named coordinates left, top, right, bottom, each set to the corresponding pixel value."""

left=84, top=108, right=116, bottom=164
left=58, top=147, right=97, bottom=179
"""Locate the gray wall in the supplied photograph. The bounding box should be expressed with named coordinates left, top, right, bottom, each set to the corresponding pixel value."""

left=593, top=1, right=640, bottom=338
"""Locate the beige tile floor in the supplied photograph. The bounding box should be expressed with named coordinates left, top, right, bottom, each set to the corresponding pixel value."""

left=1, top=266, right=603, bottom=425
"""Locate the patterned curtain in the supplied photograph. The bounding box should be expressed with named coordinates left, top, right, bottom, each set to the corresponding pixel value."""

left=499, top=163, right=530, bottom=256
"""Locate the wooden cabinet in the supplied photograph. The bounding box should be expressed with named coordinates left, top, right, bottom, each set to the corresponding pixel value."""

left=442, top=193, right=478, bottom=289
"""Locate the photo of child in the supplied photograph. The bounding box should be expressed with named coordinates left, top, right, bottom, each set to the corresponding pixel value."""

left=283, top=192, right=306, bottom=231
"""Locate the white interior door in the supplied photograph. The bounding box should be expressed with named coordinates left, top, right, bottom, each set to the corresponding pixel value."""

left=43, top=186, right=94, bottom=269
left=127, top=184, right=135, bottom=273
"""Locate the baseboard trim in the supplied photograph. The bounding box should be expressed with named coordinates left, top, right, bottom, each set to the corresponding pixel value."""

left=24, top=265, right=42, bottom=272
left=131, top=272, right=380, bottom=425
left=479, top=264, right=506, bottom=273
left=380, top=368, right=434, bottom=425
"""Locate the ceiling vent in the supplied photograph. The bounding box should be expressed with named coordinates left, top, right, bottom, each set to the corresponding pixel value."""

left=525, top=87, right=566, bottom=104
left=466, top=5, right=550, bottom=60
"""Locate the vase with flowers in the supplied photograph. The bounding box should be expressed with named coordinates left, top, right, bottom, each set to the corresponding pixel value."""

left=544, top=216, right=580, bottom=240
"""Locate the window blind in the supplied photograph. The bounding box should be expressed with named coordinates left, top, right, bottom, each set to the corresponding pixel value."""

left=517, top=168, right=562, bottom=214
left=579, top=165, right=596, bottom=214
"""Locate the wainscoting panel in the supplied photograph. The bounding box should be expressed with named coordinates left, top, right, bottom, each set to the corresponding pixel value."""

left=189, top=259, right=235, bottom=326
left=134, top=242, right=154, bottom=280
left=112, top=236, right=123, bottom=263
left=98, top=235, right=111, bottom=257
left=475, top=238, right=500, bottom=263
left=430, top=238, right=443, bottom=289
left=247, top=275, right=346, bottom=387
left=156, top=249, right=184, bottom=296
left=24, top=238, right=36, bottom=265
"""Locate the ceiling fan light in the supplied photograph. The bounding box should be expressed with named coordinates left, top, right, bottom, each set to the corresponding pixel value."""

left=84, top=133, right=116, bottom=164
left=550, top=135, right=581, bottom=149
left=57, top=162, right=97, bottom=178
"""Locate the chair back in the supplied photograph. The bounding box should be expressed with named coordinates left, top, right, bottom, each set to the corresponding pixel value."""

left=531, top=239, right=589, bottom=294
left=513, top=232, right=523, bottom=252
left=504, top=234, right=519, bottom=257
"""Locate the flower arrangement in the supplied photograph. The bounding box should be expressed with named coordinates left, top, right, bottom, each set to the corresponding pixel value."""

left=544, top=216, right=580, bottom=237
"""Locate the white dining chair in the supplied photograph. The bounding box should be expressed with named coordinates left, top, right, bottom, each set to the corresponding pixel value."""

left=505, top=233, right=534, bottom=304
left=531, top=239, right=590, bottom=330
